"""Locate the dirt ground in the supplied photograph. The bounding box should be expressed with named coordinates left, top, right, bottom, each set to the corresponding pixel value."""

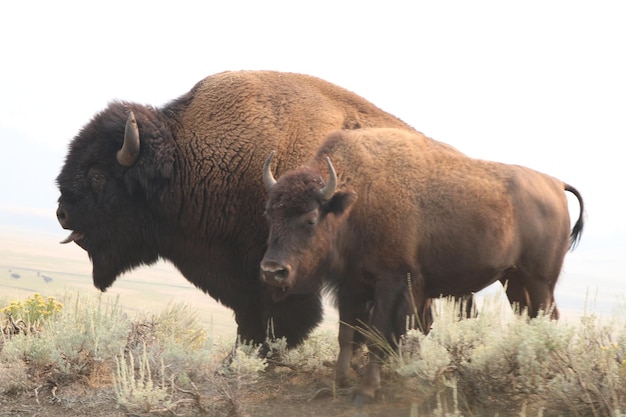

left=0, top=361, right=457, bottom=417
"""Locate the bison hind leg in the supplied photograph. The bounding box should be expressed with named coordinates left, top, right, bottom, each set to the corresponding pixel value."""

left=500, top=270, right=559, bottom=319
left=456, top=294, right=478, bottom=320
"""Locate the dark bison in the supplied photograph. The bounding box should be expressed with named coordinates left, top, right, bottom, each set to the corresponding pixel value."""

left=260, top=127, right=584, bottom=401
left=55, top=70, right=412, bottom=348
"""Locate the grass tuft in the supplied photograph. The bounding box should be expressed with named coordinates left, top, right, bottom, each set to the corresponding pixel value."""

left=1, top=290, right=625, bottom=416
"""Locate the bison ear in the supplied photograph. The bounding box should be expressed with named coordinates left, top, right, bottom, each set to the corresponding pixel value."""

left=323, top=191, right=357, bottom=217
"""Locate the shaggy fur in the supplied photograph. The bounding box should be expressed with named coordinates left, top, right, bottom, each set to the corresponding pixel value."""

left=261, top=127, right=584, bottom=400
left=56, top=71, right=413, bottom=348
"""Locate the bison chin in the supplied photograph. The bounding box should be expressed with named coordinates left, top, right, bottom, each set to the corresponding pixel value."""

left=263, top=277, right=322, bottom=303
left=266, top=284, right=294, bottom=302
left=89, top=247, right=158, bottom=291
left=92, top=267, right=117, bottom=291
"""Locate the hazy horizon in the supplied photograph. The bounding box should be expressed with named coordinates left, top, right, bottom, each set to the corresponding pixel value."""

left=2, top=1, right=625, bottom=325
left=1, top=208, right=623, bottom=322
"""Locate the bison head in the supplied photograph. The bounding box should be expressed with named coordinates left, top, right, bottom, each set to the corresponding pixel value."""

left=260, top=151, right=357, bottom=301
left=55, top=102, right=175, bottom=290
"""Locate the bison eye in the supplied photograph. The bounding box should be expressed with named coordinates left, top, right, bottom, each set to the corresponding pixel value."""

left=89, top=170, right=106, bottom=192
left=302, top=209, right=319, bottom=228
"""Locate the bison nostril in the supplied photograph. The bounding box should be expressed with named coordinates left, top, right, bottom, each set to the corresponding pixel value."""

left=274, top=268, right=289, bottom=282
left=260, top=262, right=292, bottom=286
left=56, top=206, right=68, bottom=226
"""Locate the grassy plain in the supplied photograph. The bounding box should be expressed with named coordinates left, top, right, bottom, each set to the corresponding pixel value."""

left=0, top=226, right=340, bottom=338
left=0, top=233, right=235, bottom=338
left=1, top=226, right=625, bottom=417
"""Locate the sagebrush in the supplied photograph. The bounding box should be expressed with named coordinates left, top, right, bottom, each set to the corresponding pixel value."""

left=1, top=291, right=624, bottom=417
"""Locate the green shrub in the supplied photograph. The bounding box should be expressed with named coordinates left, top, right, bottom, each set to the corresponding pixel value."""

left=1, top=292, right=128, bottom=376
left=124, top=302, right=219, bottom=388
left=392, top=296, right=626, bottom=417
left=0, top=361, right=29, bottom=396
left=280, top=329, right=338, bottom=370
left=1, top=293, right=63, bottom=334
left=114, top=301, right=239, bottom=414
left=3, top=289, right=624, bottom=416
left=225, top=340, right=268, bottom=382
left=114, top=343, right=172, bottom=414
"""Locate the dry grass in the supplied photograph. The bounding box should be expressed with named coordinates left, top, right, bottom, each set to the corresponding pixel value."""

left=392, top=295, right=626, bottom=416
left=1, top=291, right=625, bottom=417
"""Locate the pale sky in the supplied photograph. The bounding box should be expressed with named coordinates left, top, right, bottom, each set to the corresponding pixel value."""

left=1, top=1, right=625, bottom=313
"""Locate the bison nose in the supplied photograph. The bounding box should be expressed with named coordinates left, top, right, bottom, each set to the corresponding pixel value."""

left=260, top=261, right=292, bottom=286
left=56, top=205, right=69, bottom=228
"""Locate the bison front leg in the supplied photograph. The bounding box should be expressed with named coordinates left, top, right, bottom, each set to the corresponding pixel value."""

left=233, top=303, right=267, bottom=347
left=355, top=282, right=402, bottom=404
left=264, top=291, right=324, bottom=348
left=404, top=273, right=433, bottom=335
left=336, top=322, right=355, bottom=388
left=336, top=286, right=372, bottom=388
left=335, top=282, right=372, bottom=387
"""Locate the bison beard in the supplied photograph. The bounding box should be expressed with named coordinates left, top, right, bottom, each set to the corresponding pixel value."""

left=55, top=70, right=413, bottom=350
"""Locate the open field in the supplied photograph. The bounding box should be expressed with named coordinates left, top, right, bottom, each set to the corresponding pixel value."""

left=2, top=287, right=625, bottom=416
left=0, top=226, right=340, bottom=339
left=1, top=225, right=625, bottom=416
left=0, top=228, right=238, bottom=338
left=0, top=222, right=622, bottom=347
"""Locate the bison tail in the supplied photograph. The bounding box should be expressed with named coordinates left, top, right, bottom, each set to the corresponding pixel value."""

left=565, top=184, right=584, bottom=251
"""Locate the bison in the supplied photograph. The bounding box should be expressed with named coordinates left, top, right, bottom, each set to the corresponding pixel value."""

left=260, top=127, right=584, bottom=401
left=55, top=70, right=413, bottom=348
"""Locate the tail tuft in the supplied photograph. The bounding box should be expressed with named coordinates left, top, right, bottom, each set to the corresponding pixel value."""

left=565, top=184, right=584, bottom=250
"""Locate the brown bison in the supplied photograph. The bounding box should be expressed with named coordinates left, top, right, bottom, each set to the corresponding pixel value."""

left=260, top=127, right=584, bottom=401
left=55, top=70, right=412, bottom=348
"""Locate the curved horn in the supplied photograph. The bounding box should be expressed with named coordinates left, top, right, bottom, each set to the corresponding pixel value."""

left=263, top=150, right=277, bottom=190
left=319, top=156, right=337, bottom=200
left=117, top=111, right=140, bottom=167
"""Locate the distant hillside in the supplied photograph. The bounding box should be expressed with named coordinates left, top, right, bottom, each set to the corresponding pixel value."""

left=0, top=225, right=342, bottom=339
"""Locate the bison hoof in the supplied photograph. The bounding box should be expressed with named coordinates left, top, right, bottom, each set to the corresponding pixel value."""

left=352, top=387, right=379, bottom=406
left=310, top=386, right=334, bottom=401
left=310, top=379, right=353, bottom=401
left=335, top=375, right=351, bottom=389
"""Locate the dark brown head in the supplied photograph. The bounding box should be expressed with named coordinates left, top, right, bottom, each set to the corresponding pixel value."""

left=55, top=102, right=175, bottom=290
left=260, top=151, right=357, bottom=301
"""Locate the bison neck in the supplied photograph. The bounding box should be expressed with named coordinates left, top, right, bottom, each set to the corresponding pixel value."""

left=152, top=149, right=268, bottom=307
left=160, top=230, right=265, bottom=305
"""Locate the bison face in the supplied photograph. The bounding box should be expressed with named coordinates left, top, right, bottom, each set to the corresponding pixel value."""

left=260, top=154, right=357, bottom=301
left=56, top=103, right=174, bottom=290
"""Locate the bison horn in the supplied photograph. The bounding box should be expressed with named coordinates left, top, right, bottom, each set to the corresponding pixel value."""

left=117, top=111, right=141, bottom=167
left=319, top=156, right=337, bottom=200
left=263, top=150, right=277, bottom=190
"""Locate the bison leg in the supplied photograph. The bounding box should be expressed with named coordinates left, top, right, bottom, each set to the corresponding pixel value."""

left=501, top=274, right=559, bottom=319
left=456, top=294, right=478, bottom=319
left=336, top=322, right=355, bottom=388
left=232, top=290, right=323, bottom=354
left=357, top=361, right=382, bottom=405
left=501, top=276, right=531, bottom=315
left=355, top=282, right=404, bottom=404
left=234, top=300, right=268, bottom=347
left=403, top=272, right=433, bottom=334
left=336, top=291, right=372, bottom=388
left=264, top=292, right=324, bottom=348
left=417, top=299, right=434, bottom=334
left=524, top=278, right=559, bottom=319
